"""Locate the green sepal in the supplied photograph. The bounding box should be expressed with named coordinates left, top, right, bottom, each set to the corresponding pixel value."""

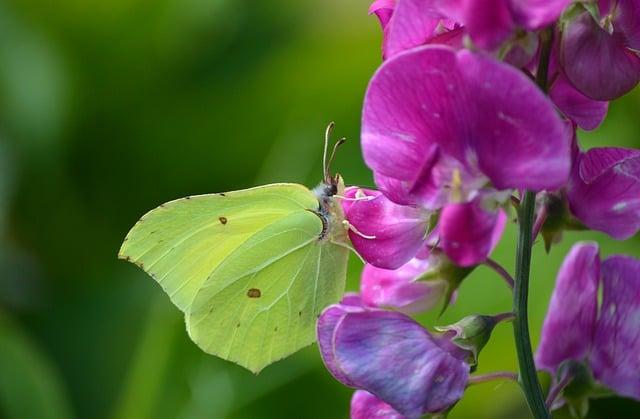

left=555, top=360, right=615, bottom=418
left=435, top=314, right=505, bottom=367
left=540, top=193, right=588, bottom=253
left=418, top=255, right=475, bottom=317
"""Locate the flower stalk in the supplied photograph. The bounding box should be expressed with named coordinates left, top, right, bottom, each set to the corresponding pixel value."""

left=512, top=28, right=554, bottom=419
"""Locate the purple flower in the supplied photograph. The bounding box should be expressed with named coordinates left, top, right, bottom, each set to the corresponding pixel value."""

left=369, top=0, right=569, bottom=57
left=369, top=0, right=461, bottom=59
left=360, top=255, right=447, bottom=313
left=351, top=390, right=406, bottom=419
left=536, top=243, right=600, bottom=373
left=549, top=73, right=609, bottom=131
left=369, top=0, right=395, bottom=29
left=362, top=45, right=571, bottom=210
left=536, top=242, right=640, bottom=402
left=560, top=1, right=640, bottom=100
left=317, top=298, right=470, bottom=418
left=567, top=147, right=640, bottom=240
left=439, top=197, right=508, bottom=267
left=341, top=187, right=431, bottom=269
left=433, top=0, right=570, bottom=50
left=545, top=38, right=609, bottom=131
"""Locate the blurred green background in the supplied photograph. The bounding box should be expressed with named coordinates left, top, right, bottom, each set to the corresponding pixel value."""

left=0, top=0, right=639, bottom=418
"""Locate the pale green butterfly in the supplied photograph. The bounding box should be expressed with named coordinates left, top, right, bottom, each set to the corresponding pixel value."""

left=118, top=124, right=353, bottom=373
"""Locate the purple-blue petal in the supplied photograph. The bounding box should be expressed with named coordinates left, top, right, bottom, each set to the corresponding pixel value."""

left=362, top=46, right=571, bottom=196
left=439, top=199, right=507, bottom=267
left=317, top=303, right=362, bottom=387
left=333, top=310, right=469, bottom=417
left=535, top=242, right=600, bottom=373
left=342, top=187, right=429, bottom=269
left=568, top=148, right=640, bottom=240
left=351, top=390, right=407, bottom=419
left=590, top=255, right=640, bottom=400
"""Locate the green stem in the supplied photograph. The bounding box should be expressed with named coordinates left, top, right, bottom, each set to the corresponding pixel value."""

left=512, top=28, right=554, bottom=419
left=513, top=191, right=549, bottom=418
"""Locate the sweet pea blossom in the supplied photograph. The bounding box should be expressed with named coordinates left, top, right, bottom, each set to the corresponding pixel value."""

left=560, top=1, right=640, bottom=101
left=536, top=242, right=640, bottom=405
left=370, top=0, right=570, bottom=55
left=362, top=45, right=570, bottom=205
left=342, top=185, right=507, bottom=268
left=360, top=45, right=569, bottom=265
left=341, top=187, right=431, bottom=269
left=317, top=297, right=470, bottom=418
left=369, top=0, right=462, bottom=59
left=567, top=147, right=640, bottom=240
left=546, top=40, right=609, bottom=131
left=438, top=198, right=508, bottom=267
left=360, top=256, right=448, bottom=313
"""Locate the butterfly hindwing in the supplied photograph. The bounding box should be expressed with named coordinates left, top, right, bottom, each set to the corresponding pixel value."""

left=186, top=210, right=349, bottom=373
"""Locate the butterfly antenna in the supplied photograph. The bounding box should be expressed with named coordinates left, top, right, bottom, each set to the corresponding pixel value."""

left=327, top=137, right=346, bottom=181
left=323, top=122, right=335, bottom=182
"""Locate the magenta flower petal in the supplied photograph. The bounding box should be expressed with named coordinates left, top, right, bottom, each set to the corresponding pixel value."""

left=561, top=10, right=640, bottom=101
left=439, top=199, right=507, bottom=267
left=590, top=255, right=640, bottom=400
left=508, top=0, right=570, bottom=29
left=360, top=257, right=446, bottom=313
left=342, top=187, right=430, bottom=269
left=351, top=390, right=406, bottom=419
left=549, top=72, right=609, bottom=131
left=332, top=310, right=469, bottom=417
left=369, top=0, right=395, bottom=29
left=379, top=0, right=443, bottom=59
left=568, top=148, right=640, bottom=240
left=613, top=0, right=640, bottom=50
left=433, top=0, right=514, bottom=50
left=362, top=46, right=570, bottom=196
left=536, top=242, right=600, bottom=373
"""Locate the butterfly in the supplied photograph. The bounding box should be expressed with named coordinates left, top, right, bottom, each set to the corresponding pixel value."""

left=118, top=123, right=352, bottom=373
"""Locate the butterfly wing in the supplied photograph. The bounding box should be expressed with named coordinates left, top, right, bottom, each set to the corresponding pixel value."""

left=118, top=183, right=349, bottom=372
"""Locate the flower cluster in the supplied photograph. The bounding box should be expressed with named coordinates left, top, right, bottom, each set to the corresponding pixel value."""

left=317, top=1, right=640, bottom=418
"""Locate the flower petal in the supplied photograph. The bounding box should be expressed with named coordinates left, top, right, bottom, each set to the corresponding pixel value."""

left=333, top=310, right=469, bottom=417
left=535, top=242, right=600, bottom=373
left=351, top=390, right=407, bottom=419
left=369, top=0, right=396, bottom=29
left=433, top=0, right=514, bottom=49
left=568, top=148, right=640, bottom=240
left=360, top=257, right=447, bottom=313
left=590, top=255, right=640, bottom=400
left=380, top=0, right=443, bottom=59
left=561, top=10, right=640, bottom=101
left=508, top=0, right=570, bottom=29
left=550, top=72, right=609, bottom=131
left=439, top=198, right=507, bottom=267
left=362, top=46, right=570, bottom=195
left=317, top=300, right=366, bottom=387
left=342, top=188, right=429, bottom=269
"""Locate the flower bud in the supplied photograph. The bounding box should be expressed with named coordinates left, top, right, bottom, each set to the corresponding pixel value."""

left=436, top=313, right=512, bottom=367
